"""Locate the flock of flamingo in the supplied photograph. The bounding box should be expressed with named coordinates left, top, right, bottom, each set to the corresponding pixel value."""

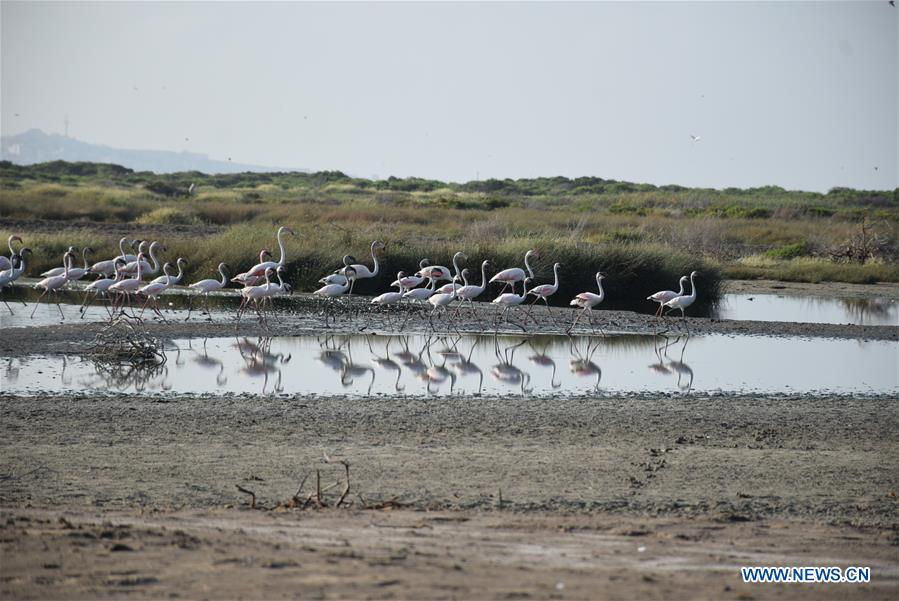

left=0, top=227, right=700, bottom=333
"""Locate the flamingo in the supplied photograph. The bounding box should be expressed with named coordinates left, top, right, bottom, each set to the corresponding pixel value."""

left=455, top=260, right=491, bottom=322
left=526, top=262, right=562, bottom=322
left=416, top=252, right=466, bottom=283
left=237, top=226, right=295, bottom=282
left=427, top=275, right=461, bottom=330
left=402, top=276, right=437, bottom=304
left=150, top=257, right=187, bottom=287
left=371, top=271, right=407, bottom=306
left=122, top=241, right=164, bottom=276
left=490, top=249, right=538, bottom=295
left=663, top=271, right=700, bottom=327
left=392, top=259, right=431, bottom=289
left=338, top=240, right=385, bottom=282
left=647, top=276, right=688, bottom=317
left=233, top=250, right=273, bottom=286
left=314, top=266, right=356, bottom=326
left=40, top=246, right=76, bottom=278
left=0, top=235, right=23, bottom=272
left=1, top=248, right=31, bottom=314
left=80, top=258, right=128, bottom=318
left=237, top=267, right=277, bottom=325
left=62, top=247, right=95, bottom=282
left=90, top=237, right=138, bottom=277
left=568, top=272, right=607, bottom=334
left=138, top=262, right=174, bottom=319
left=108, top=252, right=146, bottom=315
left=319, top=255, right=358, bottom=286
left=186, top=262, right=230, bottom=320
left=436, top=270, right=468, bottom=295
left=31, top=249, right=75, bottom=319
left=492, top=277, right=535, bottom=329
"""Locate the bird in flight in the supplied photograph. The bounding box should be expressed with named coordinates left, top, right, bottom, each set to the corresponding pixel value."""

left=891, top=1, right=896, bottom=7
left=690, top=134, right=702, bottom=143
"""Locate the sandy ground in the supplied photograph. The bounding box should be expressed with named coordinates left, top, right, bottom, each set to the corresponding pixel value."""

left=1, top=391, right=898, bottom=599
left=1, top=280, right=897, bottom=599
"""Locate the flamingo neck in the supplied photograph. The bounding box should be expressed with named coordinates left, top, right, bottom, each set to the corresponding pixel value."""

left=82, top=250, right=90, bottom=270
left=174, top=262, right=184, bottom=281
left=688, top=274, right=698, bottom=300
left=677, top=279, right=685, bottom=296
left=369, top=243, right=379, bottom=276
left=276, top=230, right=287, bottom=265
left=148, top=244, right=160, bottom=271
left=7, top=236, right=15, bottom=256
left=596, top=277, right=605, bottom=301
left=452, top=254, right=463, bottom=278
left=478, top=262, right=488, bottom=289
left=524, top=252, right=535, bottom=278
left=218, top=266, right=228, bottom=286
left=552, top=264, right=560, bottom=289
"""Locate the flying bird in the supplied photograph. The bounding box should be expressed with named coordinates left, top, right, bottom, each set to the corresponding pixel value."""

left=690, top=134, right=702, bottom=143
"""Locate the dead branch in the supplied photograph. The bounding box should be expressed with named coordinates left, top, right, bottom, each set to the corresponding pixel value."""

left=235, top=484, right=257, bottom=509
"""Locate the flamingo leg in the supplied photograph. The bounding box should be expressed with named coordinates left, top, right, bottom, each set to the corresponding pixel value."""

left=30, top=290, right=48, bottom=318
left=53, top=291, right=65, bottom=320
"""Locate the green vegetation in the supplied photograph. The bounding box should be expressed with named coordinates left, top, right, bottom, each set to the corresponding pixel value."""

left=1, top=161, right=897, bottom=304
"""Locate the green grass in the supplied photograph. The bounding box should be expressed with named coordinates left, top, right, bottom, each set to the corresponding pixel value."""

left=2, top=160, right=897, bottom=291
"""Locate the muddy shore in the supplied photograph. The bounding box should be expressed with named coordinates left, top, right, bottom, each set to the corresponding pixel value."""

left=2, top=279, right=897, bottom=599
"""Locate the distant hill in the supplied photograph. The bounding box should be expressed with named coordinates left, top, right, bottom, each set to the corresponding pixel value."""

left=0, top=129, right=303, bottom=174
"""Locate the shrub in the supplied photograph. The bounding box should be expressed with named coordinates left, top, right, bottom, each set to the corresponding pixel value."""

left=765, top=241, right=811, bottom=260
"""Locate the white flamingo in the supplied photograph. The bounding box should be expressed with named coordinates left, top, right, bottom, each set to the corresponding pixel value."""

left=492, top=277, right=535, bottom=329
left=427, top=276, right=461, bottom=330
left=138, top=262, right=174, bottom=319
left=338, top=240, right=385, bottom=281
left=80, top=258, right=128, bottom=318
left=90, top=237, right=137, bottom=277
left=568, top=272, right=606, bottom=334
left=416, top=252, right=465, bottom=283
left=526, top=262, right=562, bottom=322
left=392, top=259, right=431, bottom=290
left=237, top=267, right=277, bottom=325
left=456, top=260, right=491, bottom=306
left=436, top=270, right=468, bottom=295
left=314, top=266, right=356, bottom=326
left=108, top=252, right=146, bottom=314
left=402, top=276, right=437, bottom=304
left=371, top=271, right=407, bottom=306
left=233, top=250, right=273, bottom=286
left=150, top=257, right=187, bottom=287
left=319, top=255, right=357, bottom=286
left=40, top=246, right=76, bottom=278
left=0, top=235, right=23, bottom=272
left=663, top=271, right=700, bottom=324
left=122, top=241, right=164, bottom=276
left=186, top=262, right=229, bottom=320
left=237, top=226, right=295, bottom=283
left=647, top=276, right=688, bottom=317
left=1, top=247, right=31, bottom=314
left=490, top=249, right=538, bottom=294
left=31, top=249, right=75, bottom=319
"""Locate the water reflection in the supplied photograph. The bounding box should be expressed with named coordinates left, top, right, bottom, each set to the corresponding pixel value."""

left=714, top=294, right=898, bottom=326
left=4, top=332, right=897, bottom=396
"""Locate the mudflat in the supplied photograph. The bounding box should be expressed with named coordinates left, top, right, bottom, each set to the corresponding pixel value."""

left=1, top=391, right=897, bottom=599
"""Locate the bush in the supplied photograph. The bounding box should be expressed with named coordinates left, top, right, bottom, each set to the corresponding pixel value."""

left=135, top=207, right=202, bottom=226
left=765, top=241, right=811, bottom=260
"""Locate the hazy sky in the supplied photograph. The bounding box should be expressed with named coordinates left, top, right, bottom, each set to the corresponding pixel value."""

left=2, top=1, right=896, bottom=191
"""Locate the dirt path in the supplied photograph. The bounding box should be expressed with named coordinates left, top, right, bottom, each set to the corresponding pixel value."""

left=2, top=508, right=897, bottom=600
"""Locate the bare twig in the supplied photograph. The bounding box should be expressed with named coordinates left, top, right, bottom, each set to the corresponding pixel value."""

left=235, top=484, right=257, bottom=509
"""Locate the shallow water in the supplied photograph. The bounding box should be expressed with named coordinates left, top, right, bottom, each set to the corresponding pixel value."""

left=3, top=285, right=897, bottom=329
left=713, top=294, right=898, bottom=326
left=3, top=333, right=896, bottom=397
